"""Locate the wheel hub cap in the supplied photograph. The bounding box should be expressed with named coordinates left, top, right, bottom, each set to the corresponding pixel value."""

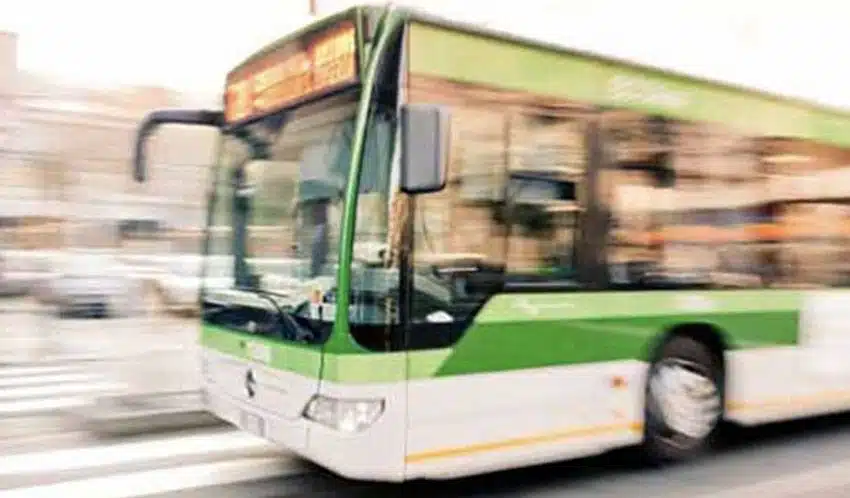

left=650, top=360, right=721, bottom=440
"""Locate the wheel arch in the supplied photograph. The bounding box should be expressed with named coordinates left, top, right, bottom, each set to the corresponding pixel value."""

left=645, top=322, right=729, bottom=378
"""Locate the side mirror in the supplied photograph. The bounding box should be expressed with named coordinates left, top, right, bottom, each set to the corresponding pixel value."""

left=400, top=104, right=450, bottom=194
left=132, top=109, right=224, bottom=183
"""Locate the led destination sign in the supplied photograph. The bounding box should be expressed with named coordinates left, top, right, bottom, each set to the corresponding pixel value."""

left=225, top=21, right=358, bottom=124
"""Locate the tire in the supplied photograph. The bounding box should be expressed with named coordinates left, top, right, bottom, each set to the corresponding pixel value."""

left=642, top=335, right=724, bottom=464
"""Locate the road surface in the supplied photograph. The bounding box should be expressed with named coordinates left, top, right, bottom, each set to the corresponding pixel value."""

left=0, top=301, right=199, bottom=422
left=3, top=413, right=850, bottom=497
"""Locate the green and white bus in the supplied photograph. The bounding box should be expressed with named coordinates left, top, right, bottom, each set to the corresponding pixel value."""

left=132, top=4, right=850, bottom=482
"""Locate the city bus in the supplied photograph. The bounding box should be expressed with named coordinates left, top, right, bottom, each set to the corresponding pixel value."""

left=131, top=4, right=850, bottom=482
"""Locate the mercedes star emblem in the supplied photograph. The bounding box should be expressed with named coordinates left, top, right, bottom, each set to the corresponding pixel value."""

left=245, top=369, right=256, bottom=398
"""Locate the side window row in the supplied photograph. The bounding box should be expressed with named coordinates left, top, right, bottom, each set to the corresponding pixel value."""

left=407, top=78, right=850, bottom=292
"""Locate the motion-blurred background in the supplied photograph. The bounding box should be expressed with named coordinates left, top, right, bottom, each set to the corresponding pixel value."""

left=3, top=2, right=850, bottom=497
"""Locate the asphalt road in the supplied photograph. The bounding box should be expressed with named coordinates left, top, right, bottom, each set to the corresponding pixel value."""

left=0, top=299, right=201, bottom=441
left=3, top=412, right=849, bottom=498
left=147, top=413, right=850, bottom=498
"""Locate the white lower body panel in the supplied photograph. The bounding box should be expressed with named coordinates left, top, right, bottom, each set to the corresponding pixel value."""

left=404, top=360, right=648, bottom=480
left=200, top=348, right=407, bottom=482
left=201, top=343, right=850, bottom=483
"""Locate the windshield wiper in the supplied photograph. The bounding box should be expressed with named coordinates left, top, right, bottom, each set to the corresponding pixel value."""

left=242, top=286, right=316, bottom=343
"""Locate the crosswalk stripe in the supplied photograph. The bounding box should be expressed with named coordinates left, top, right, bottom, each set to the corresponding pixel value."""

left=0, top=380, right=126, bottom=400
left=0, top=396, right=88, bottom=416
left=0, top=372, right=97, bottom=388
left=0, top=363, right=122, bottom=419
left=0, top=365, right=82, bottom=378
left=0, top=431, right=273, bottom=476
left=0, top=429, right=95, bottom=456
left=0, top=456, right=299, bottom=498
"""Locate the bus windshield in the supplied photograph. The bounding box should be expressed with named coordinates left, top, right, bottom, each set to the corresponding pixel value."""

left=202, top=91, right=393, bottom=343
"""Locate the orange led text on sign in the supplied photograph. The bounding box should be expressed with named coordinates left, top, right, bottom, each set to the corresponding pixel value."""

left=311, top=25, right=357, bottom=90
left=225, top=22, right=357, bottom=124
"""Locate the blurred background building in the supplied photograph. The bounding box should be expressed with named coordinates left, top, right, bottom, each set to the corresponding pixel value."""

left=0, top=31, right=218, bottom=252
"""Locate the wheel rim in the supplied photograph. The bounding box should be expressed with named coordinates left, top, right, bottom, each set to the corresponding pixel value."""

left=649, top=358, right=721, bottom=445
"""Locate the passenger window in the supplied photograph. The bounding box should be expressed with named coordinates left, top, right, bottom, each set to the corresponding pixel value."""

left=411, top=105, right=508, bottom=332
left=762, top=138, right=850, bottom=288
left=503, top=113, right=585, bottom=280
left=602, top=111, right=765, bottom=288
left=405, top=75, right=593, bottom=349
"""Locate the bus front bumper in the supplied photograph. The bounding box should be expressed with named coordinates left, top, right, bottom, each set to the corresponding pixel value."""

left=202, top=384, right=406, bottom=482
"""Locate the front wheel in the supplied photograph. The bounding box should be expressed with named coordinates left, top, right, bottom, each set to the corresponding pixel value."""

left=642, top=335, right=724, bottom=463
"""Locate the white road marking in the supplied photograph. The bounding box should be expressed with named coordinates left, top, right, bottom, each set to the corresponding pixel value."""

left=695, top=456, right=850, bottom=497
left=0, top=381, right=126, bottom=400
left=0, top=431, right=274, bottom=476
left=0, top=363, right=118, bottom=418
left=0, top=396, right=87, bottom=415
left=0, top=353, right=201, bottom=426
left=0, top=366, right=80, bottom=378
left=0, top=372, right=96, bottom=388
left=0, top=429, right=95, bottom=455
left=0, top=456, right=301, bottom=498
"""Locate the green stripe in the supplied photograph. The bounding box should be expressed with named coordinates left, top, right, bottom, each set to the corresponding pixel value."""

left=477, top=290, right=801, bottom=321
left=433, top=290, right=801, bottom=377
left=200, top=325, right=322, bottom=374
left=200, top=324, right=451, bottom=383
left=407, top=23, right=850, bottom=147
left=203, top=289, right=803, bottom=383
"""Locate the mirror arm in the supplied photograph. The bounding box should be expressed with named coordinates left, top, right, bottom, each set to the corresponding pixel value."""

left=133, top=109, right=224, bottom=183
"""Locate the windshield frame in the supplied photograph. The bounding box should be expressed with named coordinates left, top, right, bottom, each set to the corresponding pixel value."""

left=233, top=90, right=359, bottom=284
left=200, top=85, right=398, bottom=347
left=199, top=12, right=406, bottom=351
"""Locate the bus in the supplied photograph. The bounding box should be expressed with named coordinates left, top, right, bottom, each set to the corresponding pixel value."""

left=131, top=4, right=850, bottom=482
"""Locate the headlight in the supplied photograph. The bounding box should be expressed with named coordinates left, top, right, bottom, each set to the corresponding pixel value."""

left=303, top=395, right=385, bottom=433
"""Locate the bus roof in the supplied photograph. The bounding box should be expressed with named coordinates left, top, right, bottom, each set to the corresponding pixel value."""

left=227, top=4, right=850, bottom=145
left=397, top=5, right=850, bottom=118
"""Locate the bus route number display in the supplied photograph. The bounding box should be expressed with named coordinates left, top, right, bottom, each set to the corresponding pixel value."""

left=225, top=22, right=357, bottom=124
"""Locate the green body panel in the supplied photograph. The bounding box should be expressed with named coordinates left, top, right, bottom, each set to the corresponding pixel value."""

left=431, top=290, right=800, bottom=377
left=201, top=324, right=448, bottom=383
left=202, top=289, right=803, bottom=383
left=201, top=325, right=323, bottom=373
left=406, top=23, right=850, bottom=147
